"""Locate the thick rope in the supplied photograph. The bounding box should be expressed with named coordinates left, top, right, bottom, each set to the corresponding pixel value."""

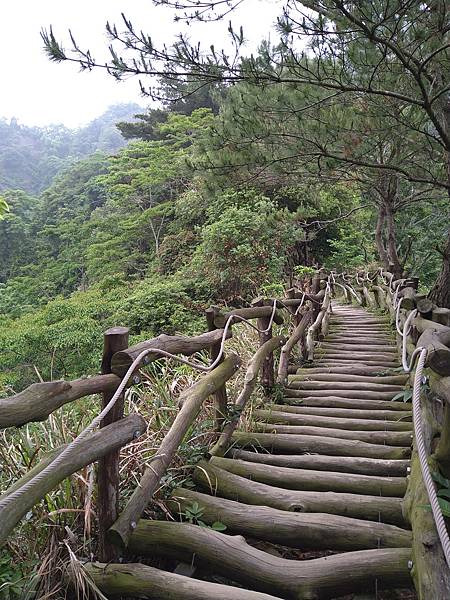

left=412, top=348, right=450, bottom=568
left=389, top=276, right=450, bottom=569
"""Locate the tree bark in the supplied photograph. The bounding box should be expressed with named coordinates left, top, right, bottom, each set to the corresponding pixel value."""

left=168, top=488, right=411, bottom=550
left=127, top=520, right=412, bottom=599
left=81, top=562, right=281, bottom=600
left=193, top=461, right=408, bottom=526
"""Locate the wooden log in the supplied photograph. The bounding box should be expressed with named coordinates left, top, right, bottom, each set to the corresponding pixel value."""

left=82, top=562, right=280, bottom=600
left=277, top=311, right=312, bottom=384
left=0, top=374, right=122, bottom=429
left=111, top=328, right=232, bottom=377
left=214, top=306, right=284, bottom=328
left=416, top=298, right=434, bottom=320
left=108, top=355, right=241, bottom=549
left=282, top=395, right=411, bottom=411
left=255, top=409, right=412, bottom=431
left=206, top=306, right=228, bottom=430
left=210, top=336, right=285, bottom=458
left=324, top=337, right=395, bottom=346
left=229, top=449, right=410, bottom=477
left=318, top=343, right=397, bottom=354
left=98, top=326, right=129, bottom=562
left=0, top=414, right=146, bottom=547
left=209, top=456, right=407, bottom=497
left=295, top=365, right=402, bottom=377
left=128, top=520, right=412, bottom=599
left=193, top=461, right=408, bottom=526
left=284, top=388, right=401, bottom=401
left=415, top=320, right=450, bottom=376
left=403, top=382, right=450, bottom=597
left=272, top=404, right=412, bottom=421
left=432, top=308, right=450, bottom=327
left=253, top=423, right=411, bottom=447
left=231, top=431, right=410, bottom=459
left=291, top=372, right=407, bottom=385
left=398, top=287, right=417, bottom=311
left=168, top=488, right=412, bottom=550
left=286, top=380, right=403, bottom=392
left=257, top=316, right=274, bottom=393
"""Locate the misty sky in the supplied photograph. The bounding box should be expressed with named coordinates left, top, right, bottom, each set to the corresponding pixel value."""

left=1, top=1, right=281, bottom=128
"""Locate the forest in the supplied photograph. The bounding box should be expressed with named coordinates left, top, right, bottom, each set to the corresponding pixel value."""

left=1, top=1, right=450, bottom=598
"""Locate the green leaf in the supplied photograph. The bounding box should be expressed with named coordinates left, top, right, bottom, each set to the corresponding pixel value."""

left=211, top=521, right=227, bottom=532
left=437, top=489, right=450, bottom=500
left=431, top=470, right=450, bottom=489
left=438, top=498, right=450, bottom=518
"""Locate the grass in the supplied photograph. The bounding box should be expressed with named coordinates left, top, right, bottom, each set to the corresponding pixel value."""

left=0, top=318, right=272, bottom=599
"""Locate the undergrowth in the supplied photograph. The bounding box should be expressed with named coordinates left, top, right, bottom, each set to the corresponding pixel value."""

left=0, top=319, right=269, bottom=598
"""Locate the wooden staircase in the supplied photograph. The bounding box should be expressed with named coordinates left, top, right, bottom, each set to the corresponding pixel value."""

left=86, top=304, right=415, bottom=599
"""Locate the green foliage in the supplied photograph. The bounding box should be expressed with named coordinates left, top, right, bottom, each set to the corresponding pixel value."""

left=189, top=192, right=298, bottom=300
left=180, top=502, right=227, bottom=531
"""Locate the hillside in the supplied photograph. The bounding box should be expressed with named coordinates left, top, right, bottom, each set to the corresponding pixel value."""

left=0, top=103, right=142, bottom=195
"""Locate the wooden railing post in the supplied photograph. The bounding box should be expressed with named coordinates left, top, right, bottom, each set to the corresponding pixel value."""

left=257, top=316, right=274, bottom=394
left=98, top=326, right=129, bottom=562
left=205, top=307, right=228, bottom=431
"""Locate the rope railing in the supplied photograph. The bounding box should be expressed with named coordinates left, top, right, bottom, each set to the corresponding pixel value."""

left=345, top=267, right=450, bottom=573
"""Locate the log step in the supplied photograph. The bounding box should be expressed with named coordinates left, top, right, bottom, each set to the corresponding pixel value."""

left=229, top=449, right=410, bottom=477
left=255, top=408, right=413, bottom=431
left=169, top=488, right=412, bottom=550
left=253, top=422, right=413, bottom=447
left=209, top=456, right=408, bottom=497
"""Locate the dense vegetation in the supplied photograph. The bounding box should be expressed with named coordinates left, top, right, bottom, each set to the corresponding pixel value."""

left=1, top=2, right=450, bottom=596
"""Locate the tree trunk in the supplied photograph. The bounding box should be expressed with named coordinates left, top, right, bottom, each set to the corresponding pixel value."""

left=429, top=228, right=450, bottom=308
left=384, top=203, right=403, bottom=279
left=375, top=204, right=390, bottom=270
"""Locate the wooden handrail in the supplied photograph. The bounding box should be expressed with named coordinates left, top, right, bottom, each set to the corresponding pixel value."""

left=108, top=354, right=241, bottom=549
left=0, top=414, right=146, bottom=547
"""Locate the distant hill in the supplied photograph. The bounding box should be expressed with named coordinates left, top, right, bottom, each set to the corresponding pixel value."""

left=0, top=103, right=143, bottom=194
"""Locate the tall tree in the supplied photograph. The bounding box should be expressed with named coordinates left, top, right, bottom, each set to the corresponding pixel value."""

left=42, top=1, right=450, bottom=303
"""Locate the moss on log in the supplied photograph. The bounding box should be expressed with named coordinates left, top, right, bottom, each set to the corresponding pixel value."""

left=168, top=488, right=411, bottom=550
left=209, top=456, right=407, bottom=497
left=231, top=431, right=410, bottom=459
left=272, top=403, right=412, bottom=421
left=81, top=562, right=280, bottom=600
left=193, top=461, right=407, bottom=526
left=0, top=414, right=146, bottom=547
left=109, top=355, right=241, bottom=549
left=0, top=374, right=121, bottom=429
left=128, top=520, right=411, bottom=600
left=254, top=408, right=412, bottom=431
left=253, top=422, right=412, bottom=447
left=229, top=449, right=410, bottom=477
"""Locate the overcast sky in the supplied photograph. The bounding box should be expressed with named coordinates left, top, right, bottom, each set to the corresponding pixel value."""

left=1, top=1, right=281, bottom=128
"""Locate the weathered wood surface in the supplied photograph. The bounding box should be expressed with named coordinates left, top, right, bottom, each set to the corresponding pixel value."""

left=168, top=488, right=411, bottom=550
left=98, top=326, right=129, bottom=562
left=109, top=355, right=241, bottom=548
left=0, top=374, right=121, bottom=428
left=111, top=328, right=232, bottom=377
left=194, top=461, right=407, bottom=526
left=128, top=521, right=411, bottom=600
left=82, top=562, right=281, bottom=600
left=231, top=431, right=411, bottom=459
left=209, top=456, right=407, bottom=497
left=255, top=408, right=412, bottom=431
left=210, top=336, right=285, bottom=457
left=253, top=422, right=412, bottom=447
left=277, top=311, right=312, bottom=384
left=229, top=449, right=409, bottom=476
left=0, top=414, right=146, bottom=547
left=213, top=306, right=284, bottom=328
